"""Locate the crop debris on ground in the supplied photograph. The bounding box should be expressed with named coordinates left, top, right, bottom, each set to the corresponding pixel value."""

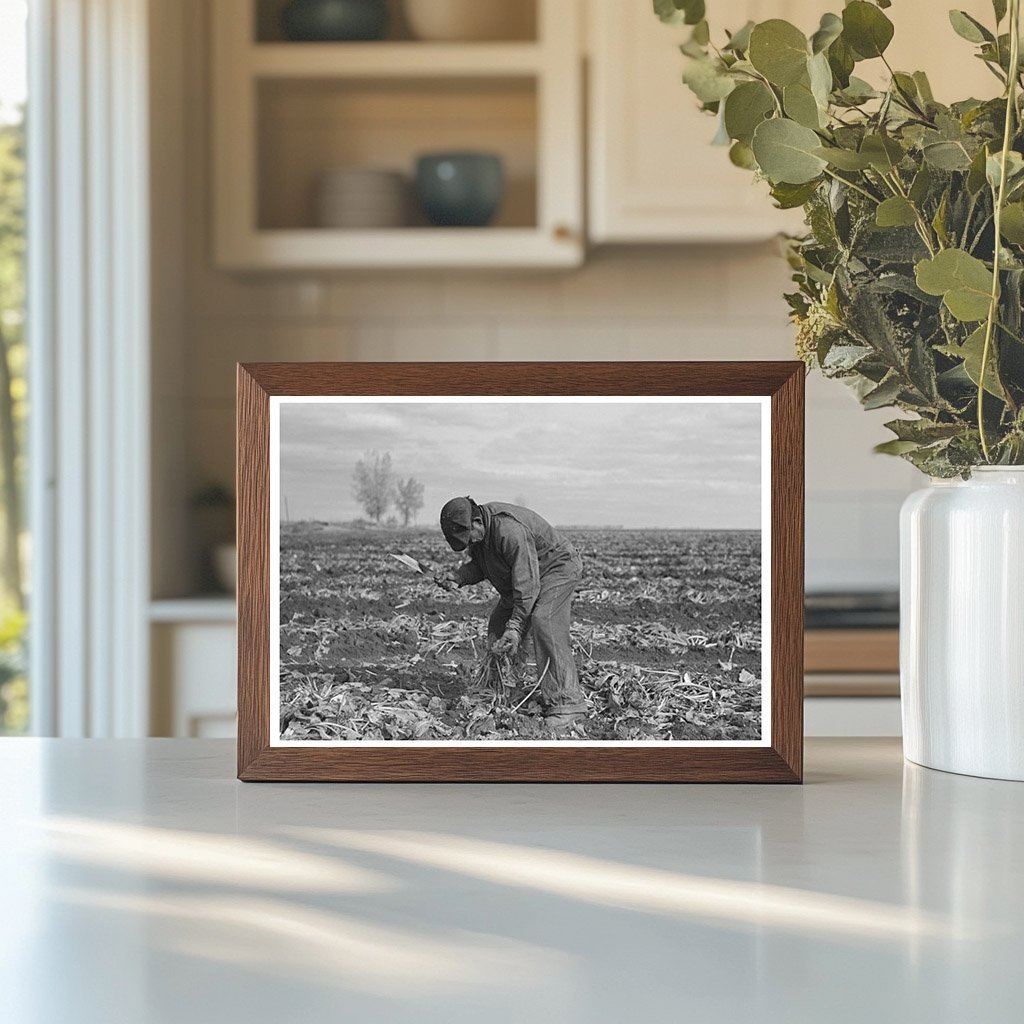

left=279, top=525, right=762, bottom=742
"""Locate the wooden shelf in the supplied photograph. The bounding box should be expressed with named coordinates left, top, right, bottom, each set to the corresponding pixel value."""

left=150, top=597, right=237, bottom=623
left=805, top=629, right=900, bottom=675
left=218, top=227, right=580, bottom=270
left=804, top=673, right=900, bottom=697
left=249, top=42, right=544, bottom=78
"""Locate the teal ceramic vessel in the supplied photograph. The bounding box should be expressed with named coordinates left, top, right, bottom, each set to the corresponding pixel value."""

left=415, top=152, right=505, bottom=227
left=281, top=0, right=388, bottom=41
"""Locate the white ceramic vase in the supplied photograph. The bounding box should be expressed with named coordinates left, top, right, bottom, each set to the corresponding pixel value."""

left=900, top=467, right=1024, bottom=781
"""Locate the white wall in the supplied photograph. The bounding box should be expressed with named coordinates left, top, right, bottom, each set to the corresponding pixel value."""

left=158, top=0, right=920, bottom=598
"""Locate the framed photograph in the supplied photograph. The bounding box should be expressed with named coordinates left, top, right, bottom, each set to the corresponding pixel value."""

left=237, top=362, right=804, bottom=782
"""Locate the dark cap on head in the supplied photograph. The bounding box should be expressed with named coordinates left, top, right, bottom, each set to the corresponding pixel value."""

left=440, top=496, right=477, bottom=551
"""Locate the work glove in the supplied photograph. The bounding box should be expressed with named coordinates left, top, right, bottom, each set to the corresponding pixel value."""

left=490, top=629, right=521, bottom=656
left=433, top=568, right=460, bottom=592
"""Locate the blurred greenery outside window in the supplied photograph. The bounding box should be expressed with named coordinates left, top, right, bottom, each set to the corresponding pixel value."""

left=0, top=0, right=28, bottom=734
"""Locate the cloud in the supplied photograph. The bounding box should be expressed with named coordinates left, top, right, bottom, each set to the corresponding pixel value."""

left=279, top=399, right=763, bottom=529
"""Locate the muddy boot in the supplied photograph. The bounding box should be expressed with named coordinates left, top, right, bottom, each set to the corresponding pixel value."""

left=543, top=702, right=587, bottom=731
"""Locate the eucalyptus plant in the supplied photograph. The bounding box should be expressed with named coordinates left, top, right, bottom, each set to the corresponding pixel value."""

left=657, top=0, right=1024, bottom=475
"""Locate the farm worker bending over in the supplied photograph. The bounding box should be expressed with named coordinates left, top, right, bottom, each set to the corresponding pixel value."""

left=435, top=496, right=587, bottom=727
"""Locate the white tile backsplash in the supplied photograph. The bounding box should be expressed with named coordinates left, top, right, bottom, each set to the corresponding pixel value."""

left=558, top=250, right=727, bottom=320
left=181, top=250, right=917, bottom=592
left=493, top=322, right=630, bottom=361
left=441, top=273, right=563, bottom=321
left=326, top=275, right=446, bottom=321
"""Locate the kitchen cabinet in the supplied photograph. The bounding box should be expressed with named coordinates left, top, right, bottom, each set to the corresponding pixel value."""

left=212, top=0, right=1002, bottom=264
left=587, top=0, right=813, bottom=243
left=805, top=628, right=901, bottom=736
left=150, top=600, right=237, bottom=738
left=211, top=0, right=583, bottom=269
left=586, top=0, right=998, bottom=244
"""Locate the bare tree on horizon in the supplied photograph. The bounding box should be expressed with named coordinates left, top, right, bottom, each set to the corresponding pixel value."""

left=352, top=450, right=395, bottom=523
left=395, top=476, right=425, bottom=527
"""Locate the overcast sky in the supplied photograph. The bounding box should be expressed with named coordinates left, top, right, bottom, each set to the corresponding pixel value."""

left=278, top=399, right=763, bottom=530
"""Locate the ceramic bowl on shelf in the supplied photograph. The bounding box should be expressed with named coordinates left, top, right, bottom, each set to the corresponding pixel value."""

left=280, top=0, right=388, bottom=42
left=315, top=167, right=408, bottom=229
left=414, top=152, right=504, bottom=227
left=403, top=0, right=535, bottom=42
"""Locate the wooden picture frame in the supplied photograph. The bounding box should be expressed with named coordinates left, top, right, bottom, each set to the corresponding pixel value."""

left=237, top=362, right=804, bottom=782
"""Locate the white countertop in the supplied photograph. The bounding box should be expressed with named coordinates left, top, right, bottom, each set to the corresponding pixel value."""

left=0, top=738, right=1020, bottom=1023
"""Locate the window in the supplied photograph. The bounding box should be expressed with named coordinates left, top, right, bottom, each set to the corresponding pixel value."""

left=0, top=0, right=28, bottom=734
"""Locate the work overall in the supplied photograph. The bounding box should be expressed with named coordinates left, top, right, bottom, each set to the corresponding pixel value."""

left=454, top=503, right=586, bottom=714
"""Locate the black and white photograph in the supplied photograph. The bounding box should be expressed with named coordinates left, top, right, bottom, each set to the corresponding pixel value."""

left=271, top=397, right=770, bottom=745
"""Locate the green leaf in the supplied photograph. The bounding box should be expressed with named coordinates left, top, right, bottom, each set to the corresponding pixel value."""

left=653, top=0, right=681, bottom=23
left=923, top=140, right=973, bottom=171
left=913, top=71, right=935, bottom=104
left=862, top=374, right=903, bottom=409
left=875, top=439, right=922, bottom=455
left=892, top=72, right=923, bottom=110
left=908, top=334, right=941, bottom=403
left=807, top=190, right=841, bottom=248
left=1000, top=203, right=1024, bottom=245
left=729, top=140, right=757, bottom=169
left=784, top=80, right=824, bottom=129
left=979, top=32, right=1015, bottom=74
left=876, top=197, right=918, bottom=228
left=771, top=180, right=820, bottom=209
left=748, top=20, right=809, bottom=86
left=932, top=190, right=950, bottom=246
left=680, top=20, right=709, bottom=57
left=948, top=10, right=994, bottom=44
left=860, top=133, right=904, bottom=173
left=680, top=36, right=708, bottom=59
left=986, top=150, right=1024, bottom=191
left=683, top=57, right=736, bottom=104
left=842, top=1, right=895, bottom=59
left=653, top=0, right=705, bottom=26
left=915, top=249, right=994, bottom=322
left=724, top=20, right=755, bottom=53
left=835, top=76, right=879, bottom=105
left=827, top=36, right=856, bottom=88
left=808, top=51, right=833, bottom=109
left=909, top=164, right=933, bottom=205
left=811, top=12, right=843, bottom=54
left=944, top=288, right=994, bottom=325
left=686, top=1, right=707, bottom=24
left=885, top=418, right=964, bottom=443
left=752, top=118, right=828, bottom=184
left=723, top=81, right=775, bottom=144
left=939, top=325, right=1006, bottom=398
left=814, top=145, right=872, bottom=170
left=967, top=144, right=991, bottom=194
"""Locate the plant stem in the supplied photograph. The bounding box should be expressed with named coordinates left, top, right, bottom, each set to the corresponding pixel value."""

left=979, top=0, right=1021, bottom=462
left=962, top=191, right=980, bottom=248
left=881, top=54, right=930, bottom=120
left=968, top=212, right=994, bottom=253
left=822, top=167, right=881, bottom=205
left=750, top=69, right=784, bottom=117
left=884, top=170, right=939, bottom=254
